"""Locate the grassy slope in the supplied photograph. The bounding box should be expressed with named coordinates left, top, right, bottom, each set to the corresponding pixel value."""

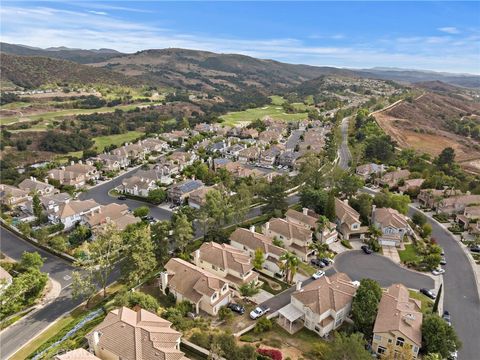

left=220, top=104, right=308, bottom=125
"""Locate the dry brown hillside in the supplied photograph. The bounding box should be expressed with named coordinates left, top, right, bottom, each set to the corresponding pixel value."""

left=374, top=92, right=480, bottom=172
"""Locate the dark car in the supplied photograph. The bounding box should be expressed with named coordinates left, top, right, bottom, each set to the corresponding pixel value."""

left=310, top=259, right=326, bottom=268
left=440, top=257, right=447, bottom=266
left=420, top=288, right=437, bottom=300
left=117, top=195, right=127, bottom=200
left=470, top=245, right=480, bottom=253
left=442, top=310, right=452, bottom=326
left=321, top=258, right=334, bottom=266
left=361, top=245, right=373, bottom=254
left=227, top=303, right=245, bottom=315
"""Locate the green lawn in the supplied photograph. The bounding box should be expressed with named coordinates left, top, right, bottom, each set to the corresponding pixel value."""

left=0, top=102, right=163, bottom=126
left=408, top=290, right=433, bottom=314
left=269, top=95, right=286, bottom=105
left=398, top=244, right=422, bottom=263
left=298, top=261, right=316, bottom=276
left=220, top=104, right=308, bottom=125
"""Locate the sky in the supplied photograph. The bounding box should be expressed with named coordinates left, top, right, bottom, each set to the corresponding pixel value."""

left=1, top=1, right=479, bottom=74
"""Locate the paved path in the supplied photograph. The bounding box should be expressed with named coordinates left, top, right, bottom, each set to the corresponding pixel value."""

left=334, top=250, right=434, bottom=289
left=338, top=116, right=352, bottom=170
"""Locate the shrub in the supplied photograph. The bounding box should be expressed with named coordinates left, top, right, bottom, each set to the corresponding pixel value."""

left=113, top=291, right=160, bottom=313
left=254, top=317, right=273, bottom=334
left=48, top=236, right=68, bottom=252
left=257, top=348, right=282, bottom=360
left=239, top=334, right=256, bottom=343
left=190, top=330, right=211, bottom=349
left=218, top=306, right=234, bottom=322
left=341, top=239, right=352, bottom=249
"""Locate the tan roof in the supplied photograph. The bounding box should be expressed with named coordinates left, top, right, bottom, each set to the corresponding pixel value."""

left=57, top=199, right=99, bottom=219
left=229, top=228, right=286, bottom=257
left=18, top=178, right=52, bottom=192
left=164, top=258, right=227, bottom=303
left=0, top=266, right=12, bottom=282
left=285, top=208, right=318, bottom=228
left=292, top=273, right=357, bottom=315
left=402, top=178, right=425, bottom=189
left=441, top=194, right=480, bottom=208
left=465, top=205, right=480, bottom=218
left=84, top=203, right=139, bottom=231
left=195, top=242, right=253, bottom=275
left=374, top=207, right=408, bottom=229
left=335, top=198, right=360, bottom=226
left=267, top=218, right=312, bottom=242
left=65, top=163, right=96, bottom=174
left=380, top=169, right=410, bottom=184
left=0, top=184, right=29, bottom=200
left=373, top=284, right=422, bottom=347
left=87, top=307, right=187, bottom=360
left=55, top=348, right=101, bottom=360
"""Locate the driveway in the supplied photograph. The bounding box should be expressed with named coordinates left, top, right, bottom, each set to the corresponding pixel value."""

left=78, top=167, right=173, bottom=221
left=334, top=250, right=434, bottom=290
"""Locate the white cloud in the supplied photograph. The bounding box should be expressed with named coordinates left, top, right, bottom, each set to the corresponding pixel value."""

left=438, top=27, right=460, bottom=34
left=88, top=10, right=108, bottom=16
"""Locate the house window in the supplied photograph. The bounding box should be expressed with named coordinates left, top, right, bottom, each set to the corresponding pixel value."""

left=377, top=346, right=387, bottom=355
left=373, top=334, right=382, bottom=341
left=212, top=265, right=218, bottom=270
left=314, top=326, right=321, bottom=332
left=388, top=338, right=393, bottom=343
left=413, top=346, right=419, bottom=353
left=396, top=337, right=405, bottom=347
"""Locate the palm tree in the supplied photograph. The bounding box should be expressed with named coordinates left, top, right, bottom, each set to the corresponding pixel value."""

left=280, top=251, right=299, bottom=284
left=309, top=241, right=330, bottom=260
left=316, top=215, right=331, bottom=243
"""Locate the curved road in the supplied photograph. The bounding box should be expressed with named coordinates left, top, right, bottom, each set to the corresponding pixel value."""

left=338, top=116, right=352, bottom=170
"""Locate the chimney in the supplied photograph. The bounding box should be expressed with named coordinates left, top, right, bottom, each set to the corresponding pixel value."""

left=303, top=207, right=309, bottom=215
left=372, top=205, right=376, bottom=222
left=403, top=313, right=416, bottom=326
left=160, top=272, right=169, bottom=294
left=193, top=249, right=200, bottom=265
left=79, top=160, right=83, bottom=165
left=70, top=161, right=75, bottom=166
left=92, top=331, right=100, bottom=346
left=265, top=221, right=270, bottom=231
left=296, top=281, right=302, bottom=291
left=249, top=225, right=255, bottom=233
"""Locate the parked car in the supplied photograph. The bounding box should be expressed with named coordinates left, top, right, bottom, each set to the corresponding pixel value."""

left=448, top=351, right=458, bottom=360
left=420, top=288, right=437, bottom=300
left=432, top=268, right=445, bottom=275
left=310, top=259, right=326, bottom=268
left=440, top=248, right=445, bottom=256
left=470, top=245, right=480, bottom=253
left=442, top=310, right=451, bottom=326
left=249, top=305, right=270, bottom=320
left=312, top=270, right=326, bottom=279
left=117, top=195, right=127, bottom=200
left=440, top=257, right=447, bottom=266
left=321, top=258, right=334, bottom=266
left=361, top=245, right=373, bottom=254
left=227, top=303, right=245, bottom=315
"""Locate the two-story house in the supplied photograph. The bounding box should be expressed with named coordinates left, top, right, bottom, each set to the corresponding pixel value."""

left=83, top=203, right=139, bottom=232
left=263, top=218, right=314, bottom=262
left=18, top=177, right=56, bottom=196
left=437, top=194, right=480, bottom=215
left=417, top=188, right=462, bottom=209
left=188, top=186, right=215, bottom=209
left=229, top=227, right=286, bottom=277
left=0, top=184, right=30, bottom=206
left=86, top=306, right=188, bottom=360
left=456, top=205, right=480, bottom=233
left=238, top=146, right=261, bottom=164
left=278, top=273, right=358, bottom=335
left=335, top=198, right=368, bottom=240
left=94, top=153, right=130, bottom=172
left=376, top=169, right=411, bottom=188
left=50, top=199, right=101, bottom=230
left=285, top=208, right=338, bottom=245
left=159, top=258, right=231, bottom=316
left=192, top=242, right=259, bottom=290
left=372, top=284, right=423, bottom=359
left=167, top=179, right=205, bottom=205
left=372, top=206, right=410, bottom=247
left=119, top=176, right=157, bottom=197
left=355, top=163, right=385, bottom=180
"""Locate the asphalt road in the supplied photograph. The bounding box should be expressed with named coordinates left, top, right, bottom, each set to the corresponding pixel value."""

left=78, top=167, right=174, bottom=221
left=338, top=116, right=352, bottom=170
left=408, top=207, right=480, bottom=360
left=334, top=250, right=434, bottom=289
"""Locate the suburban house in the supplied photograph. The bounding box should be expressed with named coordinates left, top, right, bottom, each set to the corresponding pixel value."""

left=112, top=142, right=146, bottom=160
left=23, top=192, right=71, bottom=217
left=238, top=146, right=261, bottom=163
left=372, top=284, right=423, bottom=359
left=18, top=177, right=56, bottom=196
left=436, top=194, right=480, bottom=214
left=212, top=157, right=231, bottom=170
left=456, top=205, right=480, bottom=233
left=240, top=128, right=259, bottom=139
left=376, top=169, right=411, bottom=188
left=188, top=186, right=215, bottom=209
left=162, top=130, right=189, bottom=143
left=0, top=184, right=30, bottom=206
left=139, top=137, right=169, bottom=153
left=160, top=258, right=231, bottom=316
left=54, top=348, right=100, bottom=360
left=0, top=266, right=13, bottom=293
left=94, top=153, right=130, bottom=171
left=229, top=227, right=286, bottom=277
left=277, top=273, right=357, bottom=335
left=86, top=306, right=188, bottom=360
left=192, top=242, right=259, bottom=289
left=224, top=144, right=246, bottom=159
left=263, top=218, right=314, bottom=261
left=50, top=199, right=101, bottom=229
left=258, top=130, right=283, bottom=144
left=278, top=151, right=301, bottom=168
left=168, top=151, right=196, bottom=168
left=285, top=208, right=338, bottom=244
left=259, top=146, right=283, bottom=166
left=119, top=176, right=157, bottom=197
left=399, top=178, right=425, bottom=194
left=335, top=198, right=368, bottom=240
left=417, top=188, right=462, bottom=209
left=83, top=203, right=140, bottom=232
left=355, top=163, right=385, bottom=180
left=47, top=168, right=86, bottom=189
left=372, top=206, right=410, bottom=247
left=167, top=179, right=205, bottom=205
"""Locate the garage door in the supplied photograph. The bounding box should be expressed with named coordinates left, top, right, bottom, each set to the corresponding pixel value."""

left=381, top=240, right=397, bottom=247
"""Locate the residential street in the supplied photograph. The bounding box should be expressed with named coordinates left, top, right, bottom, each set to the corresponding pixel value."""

left=337, top=116, right=352, bottom=170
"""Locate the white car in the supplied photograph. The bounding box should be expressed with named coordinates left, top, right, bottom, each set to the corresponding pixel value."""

left=432, top=268, right=445, bottom=275
left=249, top=305, right=270, bottom=320
left=312, top=270, right=325, bottom=279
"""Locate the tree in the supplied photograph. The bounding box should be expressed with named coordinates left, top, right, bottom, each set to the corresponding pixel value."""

left=20, top=251, right=44, bottom=271
left=262, top=175, right=288, bottom=213
left=422, top=354, right=442, bottom=360
left=412, top=212, right=427, bottom=227
left=351, top=279, right=382, bottom=338
left=321, top=332, right=371, bottom=360
left=172, top=213, right=193, bottom=253
left=231, top=182, right=253, bottom=223
left=325, top=191, right=336, bottom=221
left=309, top=241, right=330, bottom=259
left=436, top=147, right=455, bottom=168
left=147, top=188, right=166, bottom=204
left=32, top=193, right=43, bottom=220
left=121, top=225, right=157, bottom=286
left=424, top=253, right=441, bottom=270
left=114, top=290, right=160, bottom=312
left=421, top=223, right=433, bottom=238
left=133, top=206, right=150, bottom=218
left=218, top=306, right=234, bottom=323
left=48, top=235, right=68, bottom=252
left=432, top=283, right=442, bottom=314
left=279, top=251, right=299, bottom=284
left=315, top=215, right=331, bottom=243
left=68, top=225, right=92, bottom=246
left=253, top=248, right=265, bottom=270
left=422, top=314, right=461, bottom=358
left=254, top=317, right=273, bottom=333
left=349, top=193, right=373, bottom=225
left=71, top=270, right=97, bottom=308
left=75, top=225, right=122, bottom=297
left=337, top=172, right=364, bottom=198
left=204, top=189, right=234, bottom=227
left=239, top=281, right=260, bottom=297
left=300, top=187, right=328, bottom=215
left=151, top=221, right=171, bottom=266
left=367, top=225, right=382, bottom=252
